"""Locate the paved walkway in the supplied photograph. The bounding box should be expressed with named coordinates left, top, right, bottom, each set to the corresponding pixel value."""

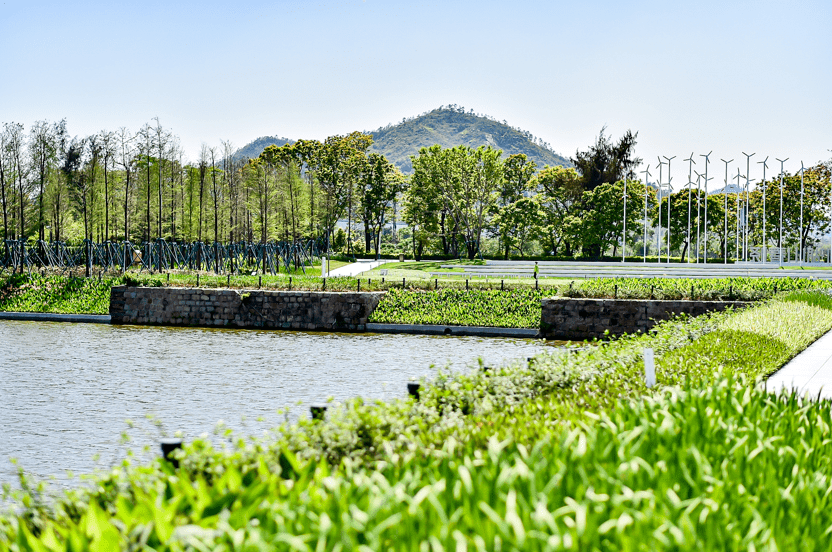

left=325, top=259, right=385, bottom=277
left=767, top=329, right=832, bottom=399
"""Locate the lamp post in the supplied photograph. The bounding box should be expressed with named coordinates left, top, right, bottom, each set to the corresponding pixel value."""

left=776, top=158, right=788, bottom=265
left=622, top=173, right=627, bottom=263
left=663, top=156, right=676, bottom=263
left=734, top=169, right=743, bottom=260
left=721, top=158, right=733, bottom=264
left=798, top=162, right=806, bottom=263
left=700, top=152, right=712, bottom=263
left=640, top=165, right=651, bottom=263
left=758, top=156, right=769, bottom=262
left=683, top=153, right=696, bottom=263
left=656, top=158, right=664, bottom=261
left=741, top=152, right=755, bottom=261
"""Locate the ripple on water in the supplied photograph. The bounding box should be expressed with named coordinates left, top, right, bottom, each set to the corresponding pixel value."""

left=0, top=320, right=556, bottom=487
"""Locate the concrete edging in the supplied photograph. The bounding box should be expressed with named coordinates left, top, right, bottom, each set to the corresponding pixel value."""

left=366, top=323, right=538, bottom=338
left=0, top=312, right=112, bottom=323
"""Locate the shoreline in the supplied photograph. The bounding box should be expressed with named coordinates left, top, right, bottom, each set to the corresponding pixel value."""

left=0, top=311, right=539, bottom=338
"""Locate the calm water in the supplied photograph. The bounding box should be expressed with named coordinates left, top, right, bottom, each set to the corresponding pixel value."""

left=0, top=320, right=553, bottom=487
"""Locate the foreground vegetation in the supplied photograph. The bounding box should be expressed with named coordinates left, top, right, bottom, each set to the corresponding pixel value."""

left=3, top=291, right=832, bottom=550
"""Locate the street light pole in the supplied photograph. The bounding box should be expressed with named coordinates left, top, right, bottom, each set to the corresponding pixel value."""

left=721, top=158, right=733, bottom=264
left=622, top=173, right=627, bottom=263
left=700, top=152, right=712, bottom=263
left=684, top=153, right=696, bottom=263
left=776, top=158, right=788, bottom=265
left=656, top=158, right=664, bottom=262
left=799, top=161, right=806, bottom=263
left=663, top=155, right=676, bottom=264
left=742, top=152, right=755, bottom=261
left=758, top=156, right=769, bottom=262
left=640, top=165, right=652, bottom=263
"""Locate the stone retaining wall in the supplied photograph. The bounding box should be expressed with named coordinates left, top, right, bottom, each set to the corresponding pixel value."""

left=109, top=286, right=382, bottom=331
left=540, top=298, right=749, bottom=340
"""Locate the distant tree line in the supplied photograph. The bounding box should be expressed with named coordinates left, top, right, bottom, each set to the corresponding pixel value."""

left=1, top=119, right=829, bottom=261
left=0, top=120, right=404, bottom=257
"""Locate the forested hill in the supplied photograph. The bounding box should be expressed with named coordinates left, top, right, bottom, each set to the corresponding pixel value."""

left=232, top=136, right=294, bottom=161
left=231, top=107, right=571, bottom=173
left=367, top=107, right=571, bottom=173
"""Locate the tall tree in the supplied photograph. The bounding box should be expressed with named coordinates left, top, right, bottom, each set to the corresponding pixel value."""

left=99, top=130, right=115, bottom=241
left=115, top=127, right=136, bottom=242
left=571, top=128, right=642, bottom=256
left=496, top=153, right=537, bottom=258
left=358, top=153, right=403, bottom=256
left=30, top=119, right=65, bottom=242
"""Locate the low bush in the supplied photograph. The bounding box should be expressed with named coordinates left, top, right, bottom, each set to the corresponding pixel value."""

left=0, top=274, right=113, bottom=314
left=369, top=288, right=544, bottom=328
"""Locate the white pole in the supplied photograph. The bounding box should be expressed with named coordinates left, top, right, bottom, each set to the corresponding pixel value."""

left=622, top=175, right=627, bottom=263
left=656, top=158, right=664, bottom=262
left=758, top=157, right=768, bottom=262
left=742, top=152, right=755, bottom=261
left=641, top=165, right=651, bottom=263
left=684, top=153, right=695, bottom=263
left=663, top=156, right=676, bottom=264
left=721, top=158, right=732, bottom=264
left=776, top=158, right=788, bottom=266
left=700, top=152, right=712, bottom=263
left=799, top=162, right=805, bottom=264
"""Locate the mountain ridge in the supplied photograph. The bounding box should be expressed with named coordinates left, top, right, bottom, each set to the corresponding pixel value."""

left=232, top=106, right=572, bottom=173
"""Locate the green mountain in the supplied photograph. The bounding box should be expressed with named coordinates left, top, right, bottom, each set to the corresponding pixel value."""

left=367, top=106, right=571, bottom=173
left=231, top=106, right=571, bottom=173
left=232, top=135, right=294, bottom=161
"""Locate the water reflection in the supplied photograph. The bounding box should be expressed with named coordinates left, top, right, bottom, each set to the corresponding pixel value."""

left=0, top=320, right=555, bottom=486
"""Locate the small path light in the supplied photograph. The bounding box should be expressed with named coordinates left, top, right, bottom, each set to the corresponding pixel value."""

left=310, top=403, right=328, bottom=420
left=160, top=438, right=183, bottom=468
left=407, top=382, right=421, bottom=400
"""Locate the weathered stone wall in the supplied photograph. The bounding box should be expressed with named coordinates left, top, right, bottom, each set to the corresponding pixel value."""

left=109, top=286, right=382, bottom=331
left=540, top=298, right=749, bottom=340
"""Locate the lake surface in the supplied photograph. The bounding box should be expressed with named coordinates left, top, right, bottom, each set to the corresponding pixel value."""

left=0, top=320, right=554, bottom=487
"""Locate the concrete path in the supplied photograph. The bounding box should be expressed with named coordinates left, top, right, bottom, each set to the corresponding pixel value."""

left=325, top=259, right=385, bottom=277
left=767, top=329, right=832, bottom=399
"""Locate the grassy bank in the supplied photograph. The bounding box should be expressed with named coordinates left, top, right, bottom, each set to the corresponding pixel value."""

left=4, top=292, right=832, bottom=550
left=0, top=274, right=113, bottom=315
left=1, top=272, right=829, bottom=319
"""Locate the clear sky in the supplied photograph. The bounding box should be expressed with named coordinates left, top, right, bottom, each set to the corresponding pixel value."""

left=2, top=0, right=829, bottom=186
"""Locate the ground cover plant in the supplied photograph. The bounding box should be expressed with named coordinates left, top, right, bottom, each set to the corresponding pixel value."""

left=0, top=274, right=113, bottom=315
left=368, top=288, right=544, bottom=328
left=5, top=292, right=832, bottom=550
left=568, top=275, right=830, bottom=300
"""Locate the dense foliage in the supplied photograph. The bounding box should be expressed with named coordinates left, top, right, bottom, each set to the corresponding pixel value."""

left=0, top=273, right=112, bottom=314
left=568, top=275, right=831, bottom=300
left=3, top=294, right=832, bottom=550
left=5, top=116, right=829, bottom=262
left=368, top=288, right=544, bottom=328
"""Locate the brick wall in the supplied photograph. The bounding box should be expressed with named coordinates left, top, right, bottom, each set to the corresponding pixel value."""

left=109, top=286, right=382, bottom=331
left=540, top=298, right=748, bottom=340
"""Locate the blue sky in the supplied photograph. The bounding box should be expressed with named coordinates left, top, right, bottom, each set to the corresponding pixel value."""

left=2, top=0, right=829, bottom=185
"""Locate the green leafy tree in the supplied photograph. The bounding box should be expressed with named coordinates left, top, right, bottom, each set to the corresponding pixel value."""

left=404, top=151, right=443, bottom=260
left=567, top=180, right=646, bottom=257
left=492, top=196, right=543, bottom=258
left=571, top=128, right=642, bottom=256
left=495, top=153, right=536, bottom=258
left=753, top=164, right=831, bottom=254
left=535, top=165, right=583, bottom=256
left=358, top=153, right=404, bottom=256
